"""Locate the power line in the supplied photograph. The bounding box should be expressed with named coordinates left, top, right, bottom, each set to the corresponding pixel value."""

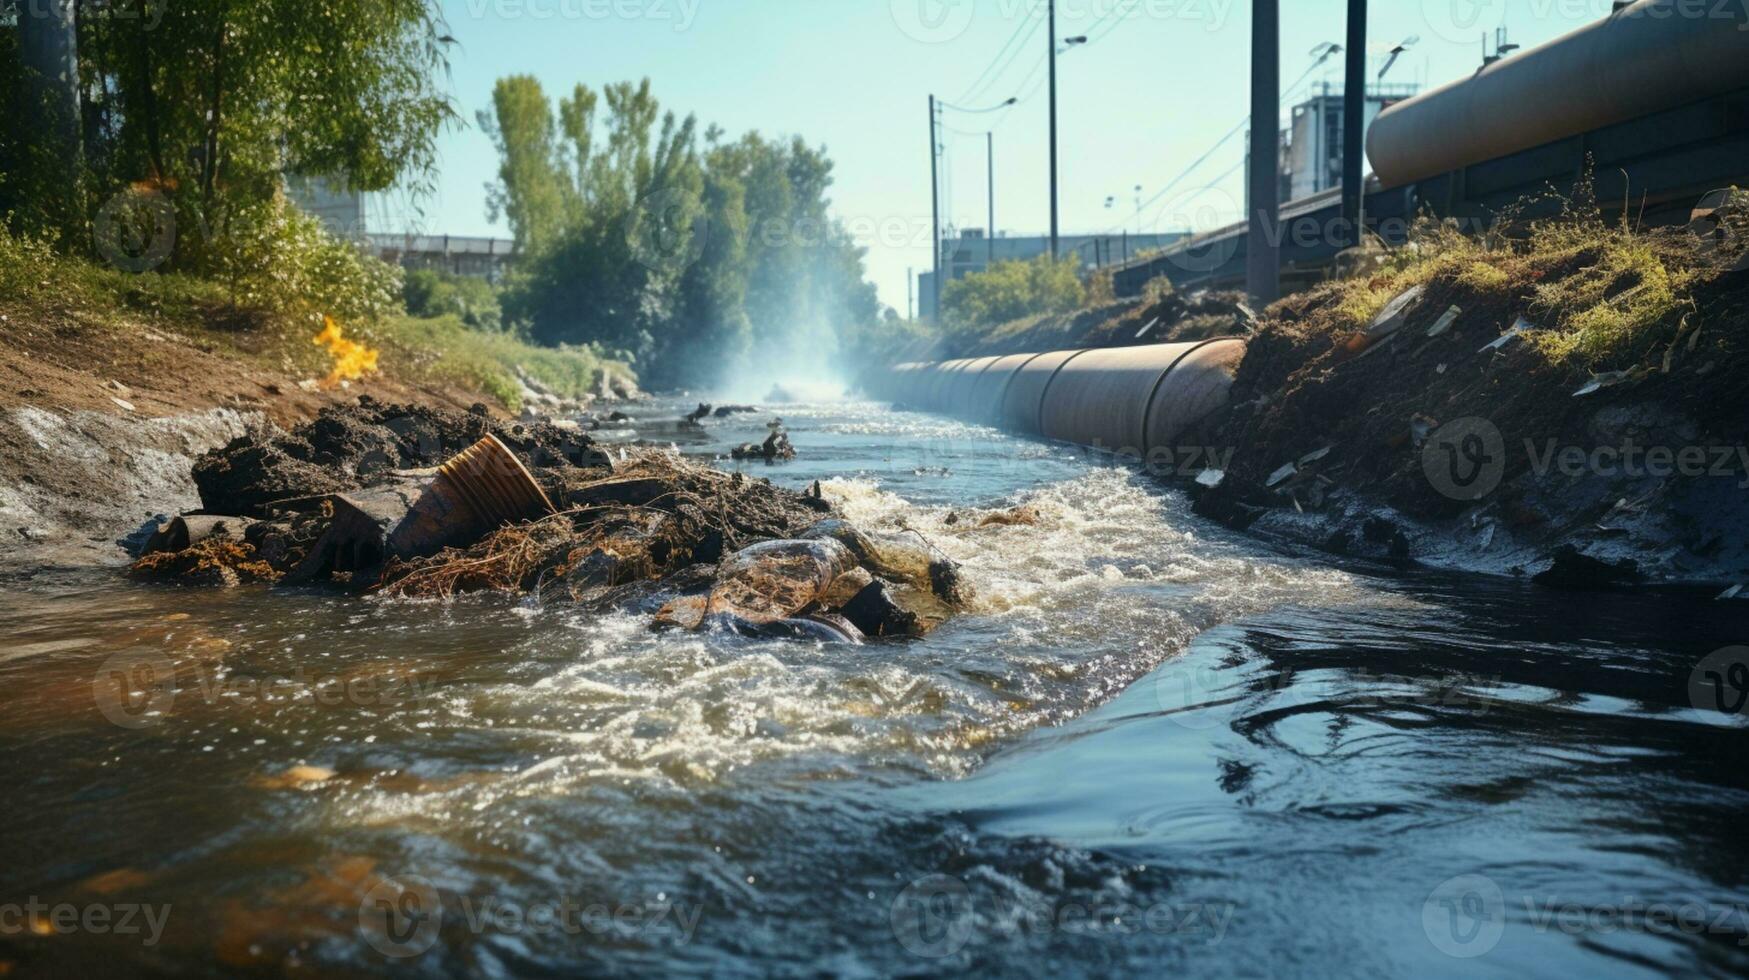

left=955, top=1, right=1048, bottom=107
left=1102, top=49, right=1350, bottom=241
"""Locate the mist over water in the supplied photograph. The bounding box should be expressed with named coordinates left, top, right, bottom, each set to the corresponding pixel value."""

left=1, top=399, right=1744, bottom=976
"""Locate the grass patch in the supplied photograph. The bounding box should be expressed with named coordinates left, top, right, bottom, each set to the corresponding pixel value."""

left=1, top=226, right=633, bottom=410
left=370, top=315, right=625, bottom=413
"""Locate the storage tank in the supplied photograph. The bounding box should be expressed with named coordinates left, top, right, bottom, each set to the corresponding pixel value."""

left=944, top=355, right=1005, bottom=418
left=1038, top=341, right=1243, bottom=456
left=1000, top=349, right=1088, bottom=434
left=962, top=353, right=1039, bottom=426
left=1368, top=0, right=1749, bottom=187
left=1142, top=338, right=1246, bottom=453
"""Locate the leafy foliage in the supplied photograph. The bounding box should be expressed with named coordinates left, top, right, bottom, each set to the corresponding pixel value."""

left=478, top=76, right=881, bottom=389
left=1, top=0, right=454, bottom=275
left=403, top=267, right=504, bottom=331
left=940, top=254, right=1086, bottom=334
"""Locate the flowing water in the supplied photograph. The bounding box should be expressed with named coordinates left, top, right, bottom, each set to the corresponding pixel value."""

left=1, top=398, right=1746, bottom=978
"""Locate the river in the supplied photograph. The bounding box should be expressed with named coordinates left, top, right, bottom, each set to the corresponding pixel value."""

left=1, top=396, right=1745, bottom=977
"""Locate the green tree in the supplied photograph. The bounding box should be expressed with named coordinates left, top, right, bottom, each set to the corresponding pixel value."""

left=941, top=254, right=1086, bottom=333
left=1, top=0, right=455, bottom=268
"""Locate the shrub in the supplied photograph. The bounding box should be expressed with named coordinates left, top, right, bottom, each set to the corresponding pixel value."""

left=941, top=254, right=1086, bottom=333
left=403, top=268, right=505, bottom=331
left=198, top=195, right=405, bottom=324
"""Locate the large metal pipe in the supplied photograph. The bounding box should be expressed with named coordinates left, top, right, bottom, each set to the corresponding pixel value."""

left=1001, top=349, right=1088, bottom=434
left=1038, top=341, right=1243, bottom=456
left=963, top=353, right=1039, bottom=425
left=944, top=356, right=1006, bottom=418
left=1368, top=0, right=1749, bottom=188
left=880, top=341, right=1245, bottom=461
left=920, top=359, right=974, bottom=411
left=1142, top=339, right=1247, bottom=452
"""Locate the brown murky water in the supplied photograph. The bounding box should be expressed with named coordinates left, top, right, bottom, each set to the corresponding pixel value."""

left=1, top=399, right=1745, bottom=977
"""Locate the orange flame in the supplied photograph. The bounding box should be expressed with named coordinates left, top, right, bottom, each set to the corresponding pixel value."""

left=312, top=315, right=379, bottom=388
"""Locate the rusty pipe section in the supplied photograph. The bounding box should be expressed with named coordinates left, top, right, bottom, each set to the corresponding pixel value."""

left=869, top=339, right=1246, bottom=460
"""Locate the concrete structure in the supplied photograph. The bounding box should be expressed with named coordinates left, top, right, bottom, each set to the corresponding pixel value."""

left=919, top=228, right=1186, bottom=321
left=285, top=177, right=518, bottom=282
left=365, top=234, right=518, bottom=283
left=1280, top=83, right=1418, bottom=201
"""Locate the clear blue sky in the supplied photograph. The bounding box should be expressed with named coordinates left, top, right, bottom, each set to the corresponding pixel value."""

left=390, top=0, right=1607, bottom=313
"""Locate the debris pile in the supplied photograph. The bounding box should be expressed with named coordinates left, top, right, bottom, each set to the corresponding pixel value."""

left=730, top=419, right=796, bottom=462
left=130, top=400, right=962, bottom=640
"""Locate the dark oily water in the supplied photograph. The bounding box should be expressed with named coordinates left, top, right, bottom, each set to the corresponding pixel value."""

left=0, top=399, right=1744, bottom=978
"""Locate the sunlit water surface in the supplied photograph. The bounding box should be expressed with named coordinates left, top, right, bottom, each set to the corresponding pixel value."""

left=1, top=397, right=1745, bottom=977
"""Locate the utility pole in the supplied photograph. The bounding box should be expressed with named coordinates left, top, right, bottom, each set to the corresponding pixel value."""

left=986, top=132, right=996, bottom=267
left=928, top=95, right=941, bottom=324
left=1048, top=0, right=1060, bottom=259
left=1341, top=0, right=1368, bottom=250
left=907, top=267, right=915, bottom=321
left=1246, top=0, right=1281, bottom=307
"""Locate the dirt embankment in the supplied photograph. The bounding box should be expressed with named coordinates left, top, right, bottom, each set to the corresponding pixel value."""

left=928, top=289, right=1255, bottom=360
left=0, top=313, right=495, bottom=573
left=1191, top=232, right=1749, bottom=590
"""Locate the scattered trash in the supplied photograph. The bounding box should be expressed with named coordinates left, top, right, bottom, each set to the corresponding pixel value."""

left=1532, top=545, right=1643, bottom=590
left=1266, top=462, right=1298, bottom=488
left=109, top=396, right=136, bottom=413
left=1367, top=284, right=1425, bottom=341
left=1409, top=414, right=1438, bottom=449
left=732, top=419, right=795, bottom=462
left=1298, top=446, right=1333, bottom=467
left=1195, top=468, right=1226, bottom=489
left=1135, top=316, right=1162, bottom=340
left=1719, top=584, right=1744, bottom=600
left=1425, top=305, right=1462, bottom=338
left=1479, top=316, right=1534, bottom=353
left=1572, top=366, right=1652, bottom=397
left=975, top=505, right=1040, bottom=528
